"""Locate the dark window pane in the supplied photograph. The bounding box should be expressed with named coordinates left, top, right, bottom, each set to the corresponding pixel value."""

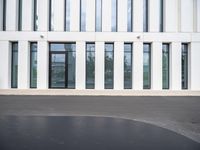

left=127, top=0, right=133, bottom=32
left=33, top=0, right=38, bottom=31
left=86, top=43, right=95, bottom=89
left=143, top=43, right=151, bottom=89
left=111, top=0, right=117, bottom=32
left=30, top=43, right=37, bottom=88
left=18, top=0, right=22, bottom=31
left=80, top=0, right=86, bottom=32
left=3, top=0, right=6, bottom=31
left=143, top=0, right=148, bottom=32
left=162, top=44, right=169, bottom=89
left=182, top=44, right=188, bottom=89
left=67, top=50, right=76, bottom=89
left=11, top=43, right=18, bottom=88
left=160, top=0, right=164, bottom=32
left=49, top=0, right=54, bottom=31
left=105, top=43, right=114, bottom=89
left=50, top=54, right=66, bottom=88
left=124, top=43, right=132, bottom=89
left=95, top=0, right=102, bottom=32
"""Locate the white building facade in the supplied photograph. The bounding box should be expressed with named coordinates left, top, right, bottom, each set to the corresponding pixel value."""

left=0, top=0, right=200, bottom=90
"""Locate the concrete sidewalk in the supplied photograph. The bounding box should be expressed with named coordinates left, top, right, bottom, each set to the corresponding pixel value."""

left=0, top=95, right=200, bottom=143
left=0, top=89, right=200, bottom=96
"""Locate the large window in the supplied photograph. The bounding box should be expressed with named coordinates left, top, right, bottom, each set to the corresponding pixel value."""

left=143, top=0, right=148, bottom=32
left=111, top=0, right=117, bottom=32
left=86, top=43, right=95, bottom=89
left=159, top=0, right=164, bottom=32
left=2, top=0, right=6, bottom=31
left=181, top=43, right=188, bottom=89
left=18, top=0, right=22, bottom=31
left=11, top=42, right=18, bottom=88
left=127, top=0, right=133, bottom=32
left=49, top=43, right=76, bottom=88
left=49, top=0, right=54, bottom=31
left=143, top=43, right=151, bottom=89
left=80, top=0, right=86, bottom=32
left=33, top=0, right=38, bottom=31
left=30, top=42, right=37, bottom=88
left=95, top=0, right=102, bottom=32
left=124, top=43, right=132, bottom=89
left=64, top=0, right=70, bottom=31
left=162, top=44, right=169, bottom=89
left=105, top=43, right=114, bottom=89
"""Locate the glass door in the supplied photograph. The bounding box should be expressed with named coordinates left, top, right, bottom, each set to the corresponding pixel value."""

left=49, top=53, right=66, bottom=88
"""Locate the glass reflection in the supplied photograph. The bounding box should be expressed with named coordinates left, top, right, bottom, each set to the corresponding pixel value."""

left=105, top=43, right=114, bottom=89
left=127, top=0, right=133, bottom=32
left=95, top=0, right=102, bottom=32
left=162, top=44, right=169, bottom=89
left=65, top=0, right=70, bottom=31
left=49, top=43, right=76, bottom=88
left=33, top=0, right=38, bottom=31
left=49, top=0, right=54, bottom=31
left=30, top=43, right=37, bottom=88
left=111, top=0, right=117, bottom=32
left=181, top=44, right=188, bottom=89
left=86, top=43, right=95, bottom=89
left=124, top=43, right=132, bottom=89
left=143, top=43, right=151, bottom=89
left=11, top=42, right=18, bottom=88
left=143, top=0, right=148, bottom=32
left=80, top=0, right=86, bottom=32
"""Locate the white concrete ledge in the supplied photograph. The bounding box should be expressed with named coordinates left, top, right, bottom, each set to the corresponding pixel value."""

left=0, top=89, right=200, bottom=96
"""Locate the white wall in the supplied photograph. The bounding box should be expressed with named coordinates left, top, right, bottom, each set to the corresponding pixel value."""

left=22, top=0, right=33, bottom=31
left=180, top=0, right=193, bottom=32
left=0, top=41, right=10, bottom=89
left=0, top=0, right=200, bottom=91
left=190, top=42, right=200, bottom=90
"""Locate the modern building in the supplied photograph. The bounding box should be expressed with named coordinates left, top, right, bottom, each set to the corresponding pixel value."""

left=0, top=0, right=200, bottom=90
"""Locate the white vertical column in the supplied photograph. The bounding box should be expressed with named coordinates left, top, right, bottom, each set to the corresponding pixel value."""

left=149, top=0, right=160, bottom=32
left=86, top=0, right=95, bottom=32
left=133, top=42, right=143, bottom=90
left=76, top=42, right=85, bottom=89
left=133, top=0, right=143, bottom=32
left=197, top=0, right=200, bottom=32
left=22, top=0, right=33, bottom=31
left=37, top=41, right=49, bottom=89
left=102, top=0, right=112, bottom=32
left=0, top=41, right=11, bottom=89
left=54, top=0, right=64, bottom=31
left=180, top=0, right=193, bottom=32
left=6, top=0, right=18, bottom=31
left=165, top=0, right=178, bottom=32
left=114, top=42, right=124, bottom=90
left=38, top=0, right=49, bottom=31
left=95, top=42, right=104, bottom=90
left=170, top=42, right=181, bottom=90
left=118, top=0, right=127, bottom=32
left=18, top=41, right=30, bottom=89
left=70, top=0, right=80, bottom=32
left=190, top=42, right=200, bottom=90
left=151, top=42, right=162, bottom=90
left=0, top=0, right=3, bottom=30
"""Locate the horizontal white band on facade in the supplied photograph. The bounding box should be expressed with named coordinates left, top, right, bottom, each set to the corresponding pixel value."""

left=0, top=32, right=200, bottom=42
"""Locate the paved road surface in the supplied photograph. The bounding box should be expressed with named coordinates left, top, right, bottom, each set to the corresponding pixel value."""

left=0, top=96, right=199, bottom=143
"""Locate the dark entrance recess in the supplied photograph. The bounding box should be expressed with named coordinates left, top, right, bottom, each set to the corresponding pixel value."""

left=0, top=116, right=199, bottom=150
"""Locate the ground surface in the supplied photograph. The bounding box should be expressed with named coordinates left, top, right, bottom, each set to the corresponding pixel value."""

left=0, top=96, right=199, bottom=143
